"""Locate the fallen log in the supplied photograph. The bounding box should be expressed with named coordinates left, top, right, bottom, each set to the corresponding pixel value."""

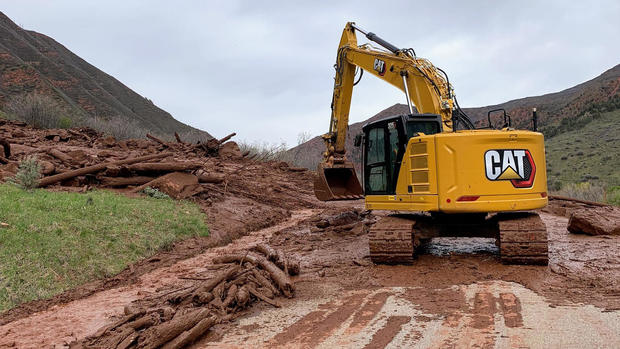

left=37, top=152, right=172, bottom=187
left=222, top=284, right=238, bottom=308
left=196, top=172, right=225, bottom=184
left=212, top=253, right=294, bottom=298
left=136, top=308, right=210, bottom=349
left=126, top=162, right=202, bottom=172
left=549, top=194, right=608, bottom=207
left=46, top=148, right=73, bottom=166
left=160, top=315, right=217, bottom=349
left=218, top=132, right=236, bottom=144
left=146, top=133, right=168, bottom=147
left=100, top=176, right=155, bottom=187
left=0, top=137, right=9, bottom=158
left=171, top=266, right=240, bottom=304
left=253, top=243, right=277, bottom=261
left=250, top=269, right=278, bottom=295
left=247, top=286, right=281, bottom=308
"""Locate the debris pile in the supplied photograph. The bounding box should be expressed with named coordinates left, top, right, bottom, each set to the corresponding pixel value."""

left=0, top=119, right=314, bottom=208
left=73, top=244, right=299, bottom=349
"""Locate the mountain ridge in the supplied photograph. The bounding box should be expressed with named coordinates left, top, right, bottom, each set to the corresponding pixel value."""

left=0, top=11, right=210, bottom=138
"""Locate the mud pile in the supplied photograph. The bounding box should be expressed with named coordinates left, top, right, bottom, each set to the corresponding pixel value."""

left=0, top=118, right=322, bottom=325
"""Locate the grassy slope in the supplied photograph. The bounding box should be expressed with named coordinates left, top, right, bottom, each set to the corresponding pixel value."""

left=0, top=185, right=208, bottom=311
left=545, top=109, right=620, bottom=192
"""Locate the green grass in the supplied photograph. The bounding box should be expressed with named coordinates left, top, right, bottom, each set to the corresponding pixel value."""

left=545, top=109, right=620, bottom=203
left=0, top=184, right=208, bottom=311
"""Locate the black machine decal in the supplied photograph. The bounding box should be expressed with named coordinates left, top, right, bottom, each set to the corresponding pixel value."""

left=484, top=149, right=536, bottom=188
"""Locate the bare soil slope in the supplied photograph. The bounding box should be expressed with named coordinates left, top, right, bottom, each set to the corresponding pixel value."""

left=0, top=12, right=208, bottom=138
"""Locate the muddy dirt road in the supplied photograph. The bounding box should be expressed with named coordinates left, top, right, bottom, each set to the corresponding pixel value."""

left=1, top=202, right=619, bottom=348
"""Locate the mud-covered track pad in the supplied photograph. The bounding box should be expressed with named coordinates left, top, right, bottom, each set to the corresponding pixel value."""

left=497, top=212, right=549, bottom=265
left=369, top=216, right=416, bottom=264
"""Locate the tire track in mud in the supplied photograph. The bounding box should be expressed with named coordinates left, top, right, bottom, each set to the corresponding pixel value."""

left=268, top=291, right=371, bottom=348
left=0, top=209, right=316, bottom=349
left=362, top=315, right=411, bottom=349
left=204, top=281, right=620, bottom=348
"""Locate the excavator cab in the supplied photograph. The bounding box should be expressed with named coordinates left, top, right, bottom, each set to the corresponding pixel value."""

left=361, top=114, right=442, bottom=196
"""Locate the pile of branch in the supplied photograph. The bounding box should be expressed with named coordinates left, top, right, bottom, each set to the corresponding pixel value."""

left=148, top=132, right=237, bottom=158
left=73, top=244, right=299, bottom=349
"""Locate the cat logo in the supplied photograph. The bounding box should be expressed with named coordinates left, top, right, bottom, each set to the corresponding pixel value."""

left=484, top=149, right=536, bottom=188
left=373, top=58, right=386, bottom=76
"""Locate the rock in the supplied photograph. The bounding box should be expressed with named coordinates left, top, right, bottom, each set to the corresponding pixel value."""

left=316, top=219, right=330, bottom=229
left=39, top=160, right=55, bottom=175
left=153, top=172, right=201, bottom=199
left=44, top=130, right=70, bottom=142
left=9, top=143, right=35, bottom=156
left=328, top=210, right=359, bottom=227
left=100, top=136, right=117, bottom=147
left=218, top=141, right=242, bottom=159
left=567, top=207, right=620, bottom=236
left=67, top=149, right=88, bottom=163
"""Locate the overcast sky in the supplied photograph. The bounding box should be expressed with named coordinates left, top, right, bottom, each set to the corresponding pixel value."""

left=2, top=1, right=619, bottom=145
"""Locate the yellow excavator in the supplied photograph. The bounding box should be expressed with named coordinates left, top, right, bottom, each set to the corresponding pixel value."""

left=314, top=22, right=549, bottom=265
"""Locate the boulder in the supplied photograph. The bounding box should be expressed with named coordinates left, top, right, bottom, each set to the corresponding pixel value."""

left=567, top=207, right=620, bottom=236
left=218, top=141, right=242, bottom=159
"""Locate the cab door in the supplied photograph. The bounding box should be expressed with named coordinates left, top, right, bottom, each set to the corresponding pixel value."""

left=363, top=119, right=406, bottom=195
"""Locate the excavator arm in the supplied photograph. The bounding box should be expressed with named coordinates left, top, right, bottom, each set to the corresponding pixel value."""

left=315, top=22, right=470, bottom=201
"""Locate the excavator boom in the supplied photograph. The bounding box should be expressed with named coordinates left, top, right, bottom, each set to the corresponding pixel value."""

left=315, top=22, right=467, bottom=200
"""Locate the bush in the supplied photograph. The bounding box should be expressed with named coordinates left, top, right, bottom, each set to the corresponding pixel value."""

left=58, top=116, right=73, bottom=129
left=554, top=182, right=606, bottom=203
left=10, top=156, right=41, bottom=190
left=608, top=186, right=620, bottom=206
left=141, top=186, right=170, bottom=199
left=238, top=140, right=290, bottom=162
left=5, top=93, right=67, bottom=128
left=80, top=115, right=150, bottom=140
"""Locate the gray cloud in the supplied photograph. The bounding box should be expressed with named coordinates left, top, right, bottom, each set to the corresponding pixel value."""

left=2, top=0, right=619, bottom=145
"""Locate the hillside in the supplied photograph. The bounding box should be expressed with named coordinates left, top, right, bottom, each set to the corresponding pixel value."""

left=0, top=12, right=209, bottom=138
left=288, top=64, right=620, bottom=176
left=545, top=109, right=620, bottom=189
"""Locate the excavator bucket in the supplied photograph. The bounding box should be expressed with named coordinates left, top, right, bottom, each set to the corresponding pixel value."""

left=314, top=161, right=363, bottom=201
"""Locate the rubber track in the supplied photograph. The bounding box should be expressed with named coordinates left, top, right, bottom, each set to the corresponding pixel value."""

left=369, top=216, right=416, bottom=264
left=497, top=212, right=549, bottom=265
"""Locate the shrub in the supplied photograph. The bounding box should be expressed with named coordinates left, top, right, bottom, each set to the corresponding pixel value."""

left=10, top=156, right=41, bottom=190
left=607, top=186, right=620, bottom=206
left=238, top=140, right=290, bottom=162
left=5, top=93, right=65, bottom=129
left=554, top=182, right=606, bottom=203
left=80, top=115, right=150, bottom=140
left=58, top=116, right=73, bottom=129
left=141, top=186, right=170, bottom=199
